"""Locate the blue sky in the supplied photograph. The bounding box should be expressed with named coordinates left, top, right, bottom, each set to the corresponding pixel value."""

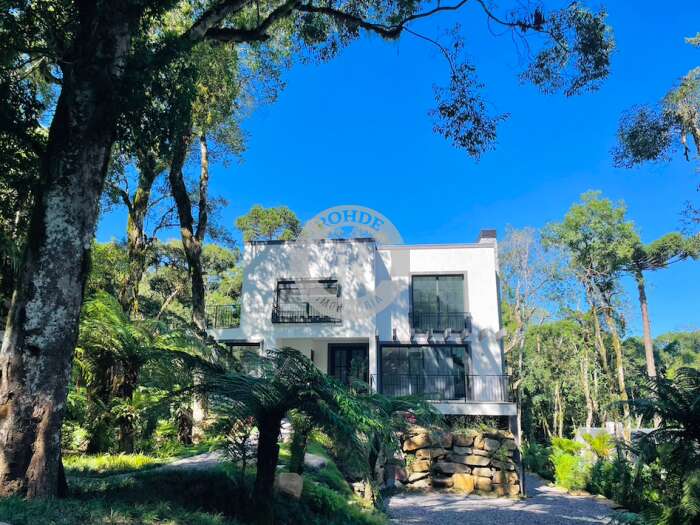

left=97, top=1, right=700, bottom=336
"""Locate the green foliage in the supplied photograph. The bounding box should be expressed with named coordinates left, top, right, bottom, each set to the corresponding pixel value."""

left=551, top=450, right=590, bottom=491
left=614, top=34, right=700, bottom=168
left=582, top=432, right=613, bottom=459
left=587, top=455, right=642, bottom=512
left=63, top=454, right=164, bottom=476
left=523, top=441, right=553, bottom=480
left=547, top=438, right=590, bottom=491
left=235, top=204, right=301, bottom=242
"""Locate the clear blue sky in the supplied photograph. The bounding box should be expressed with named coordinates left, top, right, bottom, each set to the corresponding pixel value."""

left=97, top=0, right=700, bottom=336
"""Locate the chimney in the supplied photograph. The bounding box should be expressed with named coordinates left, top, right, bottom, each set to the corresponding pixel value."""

left=477, top=229, right=497, bottom=244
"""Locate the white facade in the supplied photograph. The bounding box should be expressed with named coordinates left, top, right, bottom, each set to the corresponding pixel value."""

left=209, top=230, right=515, bottom=416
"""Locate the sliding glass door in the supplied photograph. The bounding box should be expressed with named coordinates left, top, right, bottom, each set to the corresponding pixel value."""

left=380, top=345, right=467, bottom=400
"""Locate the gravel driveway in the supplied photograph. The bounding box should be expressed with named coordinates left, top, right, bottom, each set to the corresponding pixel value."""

left=387, top=474, right=616, bottom=525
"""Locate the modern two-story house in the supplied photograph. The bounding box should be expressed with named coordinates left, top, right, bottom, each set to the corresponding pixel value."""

left=207, top=229, right=515, bottom=418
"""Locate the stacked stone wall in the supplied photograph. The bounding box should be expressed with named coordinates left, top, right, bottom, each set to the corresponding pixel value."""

left=395, top=427, right=521, bottom=496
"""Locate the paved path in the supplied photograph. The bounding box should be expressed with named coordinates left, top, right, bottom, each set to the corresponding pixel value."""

left=387, top=474, right=616, bottom=525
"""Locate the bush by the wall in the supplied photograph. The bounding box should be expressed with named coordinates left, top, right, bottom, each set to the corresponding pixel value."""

left=551, top=448, right=590, bottom=491
left=523, top=441, right=553, bottom=480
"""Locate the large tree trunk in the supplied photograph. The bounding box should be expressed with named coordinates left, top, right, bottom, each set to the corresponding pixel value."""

left=118, top=152, right=161, bottom=316
left=634, top=269, right=657, bottom=378
left=168, top=133, right=210, bottom=442
left=0, top=12, right=132, bottom=497
left=254, top=411, right=284, bottom=525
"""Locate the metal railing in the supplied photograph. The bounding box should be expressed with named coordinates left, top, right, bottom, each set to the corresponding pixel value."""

left=372, top=373, right=511, bottom=402
left=271, top=302, right=342, bottom=324
left=409, top=311, right=471, bottom=333
left=205, top=304, right=240, bottom=329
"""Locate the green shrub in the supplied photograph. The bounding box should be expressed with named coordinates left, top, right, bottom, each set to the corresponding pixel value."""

left=551, top=448, right=590, bottom=491
left=523, top=441, right=553, bottom=480
left=582, top=432, right=614, bottom=459
left=551, top=437, right=584, bottom=455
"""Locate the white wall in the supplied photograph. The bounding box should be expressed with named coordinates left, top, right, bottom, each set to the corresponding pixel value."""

left=376, top=241, right=503, bottom=375
left=210, top=238, right=503, bottom=381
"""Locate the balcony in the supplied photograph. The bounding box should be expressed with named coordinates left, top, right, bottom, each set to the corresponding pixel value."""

left=206, top=304, right=240, bottom=329
left=409, top=311, right=472, bottom=333
left=271, top=302, right=342, bottom=324
left=372, top=373, right=511, bottom=402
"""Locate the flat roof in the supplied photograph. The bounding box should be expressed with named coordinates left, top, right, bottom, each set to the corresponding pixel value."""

left=248, top=238, right=496, bottom=250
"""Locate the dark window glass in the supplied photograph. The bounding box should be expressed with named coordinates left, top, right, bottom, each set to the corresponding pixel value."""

left=273, top=279, right=341, bottom=323
left=380, top=345, right=467, bottom=400
left=411, top=275, right=465, bottom=331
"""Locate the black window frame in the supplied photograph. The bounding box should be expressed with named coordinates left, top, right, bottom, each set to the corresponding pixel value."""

left=272, top=278, right=342, bottom=324
left=410, top=274, right=469, bottom=332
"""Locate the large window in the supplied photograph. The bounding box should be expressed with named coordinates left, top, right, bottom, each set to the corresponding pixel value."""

left=380, top=345, right=467, bottom=400
left=411, top=275, right=466, bottom=332
left=272, top=279, right=341, bottom=323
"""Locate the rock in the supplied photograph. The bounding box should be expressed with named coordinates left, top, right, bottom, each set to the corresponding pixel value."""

left=416, top=447, right=447, bottom=460
left=464, top=455, right=491, bottom=467
left=501, top=439, right=517, bottom=451
left=491, top=459, right=517, bottom=471
left=407, top=425, right=430, bottom=436
left=403, top=433, right=431, bottom=452
left=483, top=438, right=501, bottom=451
left=452, top=473, right=475, bottom=494
left=433, top=462, right=471, bottom=475
left=492, top=470, right=519, bottom=484
left=493, top=483, right=521, bottom=497
left=471, top=448, right=490, bottom=457
left=408, top=471, right=430, bottom=483
left=453, top=434, right=475, bottom=447
left=439, top=432, right=453, bottom=448
left=411, top=478, right=431, bottom=489
left=304, top=453, right=327, bottom=470
left=447, top=453, right=470, bottom=465
left=431, top=447, right=449, bottom=458
left=275, top=472, right=304, bottom=499
left=474, top=435, right=485, bottom=450
left=475, top=476, right=493, bottom=491
left=472, top=467, right=493, bottom=478
left=432, top=476, right=454, bottom=488
left=452, top=446, right=472, bottom=455
left=409, top=459, right=431, bottom=473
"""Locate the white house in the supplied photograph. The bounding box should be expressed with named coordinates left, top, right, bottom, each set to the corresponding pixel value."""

left=207, top=229, right=515, bottom=417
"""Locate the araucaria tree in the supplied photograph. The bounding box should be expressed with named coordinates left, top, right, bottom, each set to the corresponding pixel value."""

left=1, top=0, right=613, bottom=497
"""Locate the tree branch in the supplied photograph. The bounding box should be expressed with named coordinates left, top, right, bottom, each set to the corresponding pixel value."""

left=204, top=0, right=300, bottom=42
left=185, top=0, right=252, bottom=41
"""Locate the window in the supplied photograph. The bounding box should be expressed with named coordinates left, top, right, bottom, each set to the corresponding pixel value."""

left=380, top=345, right=467, bottom=400
left=411, top=275, right=467, bottom=332
left=272, top=279, right=341, bottom=323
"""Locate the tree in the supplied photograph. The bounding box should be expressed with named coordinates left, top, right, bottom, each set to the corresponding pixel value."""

left=499, top=226, right=564, bottom=443
left=624, top=233, right=700, bottom=378
left=1, top=0, right=614, bottom=497
left=614, top=36, right=700, bottom=166
left=613, top=33, right=700, bottom=227
left=236, top=205, right=301, bottom=241
left=543, top=191, right=638, bottom=429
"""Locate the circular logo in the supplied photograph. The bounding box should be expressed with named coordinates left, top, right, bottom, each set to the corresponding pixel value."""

left=286, top=205, right=404, bottom=320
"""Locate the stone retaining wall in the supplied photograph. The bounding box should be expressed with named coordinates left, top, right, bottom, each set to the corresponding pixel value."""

left=391, top=427, right=521, bottom=496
